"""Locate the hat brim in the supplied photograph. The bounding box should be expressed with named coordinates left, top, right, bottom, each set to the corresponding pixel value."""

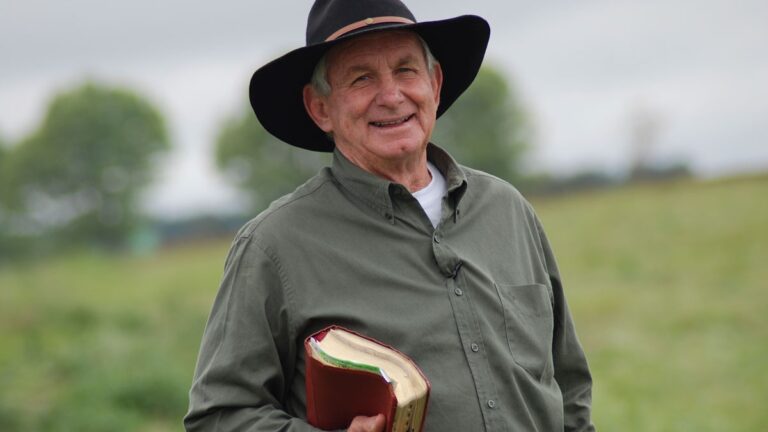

left=249, top=15, right=490, bottom=152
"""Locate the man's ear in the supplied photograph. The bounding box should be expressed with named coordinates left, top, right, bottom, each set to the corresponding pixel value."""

left=430, top=62, right=444, bottom=106
left=303, top=84, right=333, bottom=133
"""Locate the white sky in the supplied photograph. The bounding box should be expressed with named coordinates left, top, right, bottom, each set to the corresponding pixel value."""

left=2, top=0, right=767, bottom=218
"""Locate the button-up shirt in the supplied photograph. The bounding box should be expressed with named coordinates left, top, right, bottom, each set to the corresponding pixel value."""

left=185, top=144, right=595, bottom=431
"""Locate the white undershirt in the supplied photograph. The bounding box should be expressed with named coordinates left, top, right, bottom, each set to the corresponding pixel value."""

left=411, top=161, right=447, bottom=228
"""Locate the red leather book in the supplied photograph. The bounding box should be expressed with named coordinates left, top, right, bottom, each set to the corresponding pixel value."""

left=304, top=326, right=430, bottom=432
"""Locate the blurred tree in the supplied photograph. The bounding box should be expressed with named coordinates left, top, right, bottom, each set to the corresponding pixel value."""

left=431, top=64, right=533, bottom=184
left=0, top=134, right=13, bottom=257
left=215, top=107, right=330, bottom=213
left=627, top=104, right=663, bottom=179
left=2, top=81, right=170, bottom=249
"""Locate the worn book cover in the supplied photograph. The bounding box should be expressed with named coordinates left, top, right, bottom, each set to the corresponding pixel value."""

left=304, top=325, right=430, bottom=432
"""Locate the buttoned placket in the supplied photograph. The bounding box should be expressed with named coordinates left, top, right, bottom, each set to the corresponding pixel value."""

left=433, top=197, right=502, bottom=432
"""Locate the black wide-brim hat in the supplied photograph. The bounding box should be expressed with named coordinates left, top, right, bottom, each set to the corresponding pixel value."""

left=249, top=0, right=490, bottom=152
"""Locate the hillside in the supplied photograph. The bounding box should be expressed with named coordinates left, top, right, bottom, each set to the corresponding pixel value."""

left=534, top=174, right=768, bottom=431
left=1, top=174, right=766, bottom=431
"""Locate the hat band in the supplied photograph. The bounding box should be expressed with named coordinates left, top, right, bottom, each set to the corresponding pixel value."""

left=325, top=16, right=416, bottom=41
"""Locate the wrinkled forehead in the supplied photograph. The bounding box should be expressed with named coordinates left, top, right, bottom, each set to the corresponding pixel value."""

left=325, top=29, right=427, bottom=73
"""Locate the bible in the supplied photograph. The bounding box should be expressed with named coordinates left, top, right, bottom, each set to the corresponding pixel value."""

left=304, top=326, right=430, bottom=432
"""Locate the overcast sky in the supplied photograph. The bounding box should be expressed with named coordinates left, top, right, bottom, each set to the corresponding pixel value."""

left=2, top=0, right=767, bottom=218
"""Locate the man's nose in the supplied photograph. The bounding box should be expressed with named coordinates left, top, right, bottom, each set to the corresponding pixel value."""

left=375, top=74, right=404, bottom=107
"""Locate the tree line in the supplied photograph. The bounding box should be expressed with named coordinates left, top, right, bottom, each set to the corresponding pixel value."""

left=0, top=66, right=533, bottom=260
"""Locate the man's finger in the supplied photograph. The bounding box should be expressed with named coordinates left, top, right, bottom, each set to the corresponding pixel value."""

left=347, top=413, right=386, bottom=432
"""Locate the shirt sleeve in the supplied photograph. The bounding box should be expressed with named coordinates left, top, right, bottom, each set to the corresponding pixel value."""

left=184, top=233, right=321, bottom=431
left=536, top=217, right=597, bottom=432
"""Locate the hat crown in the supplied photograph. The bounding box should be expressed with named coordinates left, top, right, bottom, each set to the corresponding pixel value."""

left=306, top=0, right=417, bottom=45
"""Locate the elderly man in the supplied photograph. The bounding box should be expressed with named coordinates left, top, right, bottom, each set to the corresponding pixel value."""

left=185, top=0, right=595, bottom=431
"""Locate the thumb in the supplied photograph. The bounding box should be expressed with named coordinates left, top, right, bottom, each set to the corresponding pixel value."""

left=348, top=413, right=386, bottom=432
left=368, top=414, right=385, bottom=431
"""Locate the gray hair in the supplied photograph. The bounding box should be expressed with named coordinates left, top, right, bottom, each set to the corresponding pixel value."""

left=310, top=34, right=439, bottom=96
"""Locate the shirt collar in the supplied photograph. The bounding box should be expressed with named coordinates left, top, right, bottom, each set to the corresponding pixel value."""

left=427, top=144, right=468, bottom=200
left=330, top=143, right=468, bottom=221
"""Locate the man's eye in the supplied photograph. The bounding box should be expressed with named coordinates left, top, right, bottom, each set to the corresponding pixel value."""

left=397, top=67, right=416, bottom=74
left=352, top=75, right=371, bottom=84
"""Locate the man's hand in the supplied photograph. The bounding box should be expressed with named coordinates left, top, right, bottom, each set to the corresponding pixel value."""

left=347, top=414, right=385, bottom=432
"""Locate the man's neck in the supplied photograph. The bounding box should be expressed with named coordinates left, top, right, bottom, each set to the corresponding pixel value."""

left=337, top=147, right=432, bottom=193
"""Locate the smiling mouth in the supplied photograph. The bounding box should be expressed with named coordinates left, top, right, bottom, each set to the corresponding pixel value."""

left=370, top=114, right=415, bottom=128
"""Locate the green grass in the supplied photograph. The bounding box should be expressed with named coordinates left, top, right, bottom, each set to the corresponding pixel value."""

left=0, top=243, right=230, bottom=431
left=1, top=174, right=766, bottom=431
left=535, top=175, right=768, bottom=431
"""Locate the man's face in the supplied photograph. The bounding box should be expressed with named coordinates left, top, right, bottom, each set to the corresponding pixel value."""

left=304, top=30, right=443, bottom=168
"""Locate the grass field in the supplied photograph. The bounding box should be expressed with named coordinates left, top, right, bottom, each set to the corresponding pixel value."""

left=1, top=174, right=766, bottom=431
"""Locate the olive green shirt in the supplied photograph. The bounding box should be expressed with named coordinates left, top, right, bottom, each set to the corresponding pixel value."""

left=185, top=145, right=594, bottom=431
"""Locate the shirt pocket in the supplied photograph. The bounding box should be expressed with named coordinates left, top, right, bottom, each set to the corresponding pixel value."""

left=495, top=282, right=554, bottom=381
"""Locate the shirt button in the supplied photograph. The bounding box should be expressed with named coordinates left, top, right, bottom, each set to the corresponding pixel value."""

left=487, top=400, right=496, bottom=409
left=433, top=233, right=440, bottom=243
left=470, top=343, right=479, bottom=352
left=454, top=287, right=463, bottom=296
